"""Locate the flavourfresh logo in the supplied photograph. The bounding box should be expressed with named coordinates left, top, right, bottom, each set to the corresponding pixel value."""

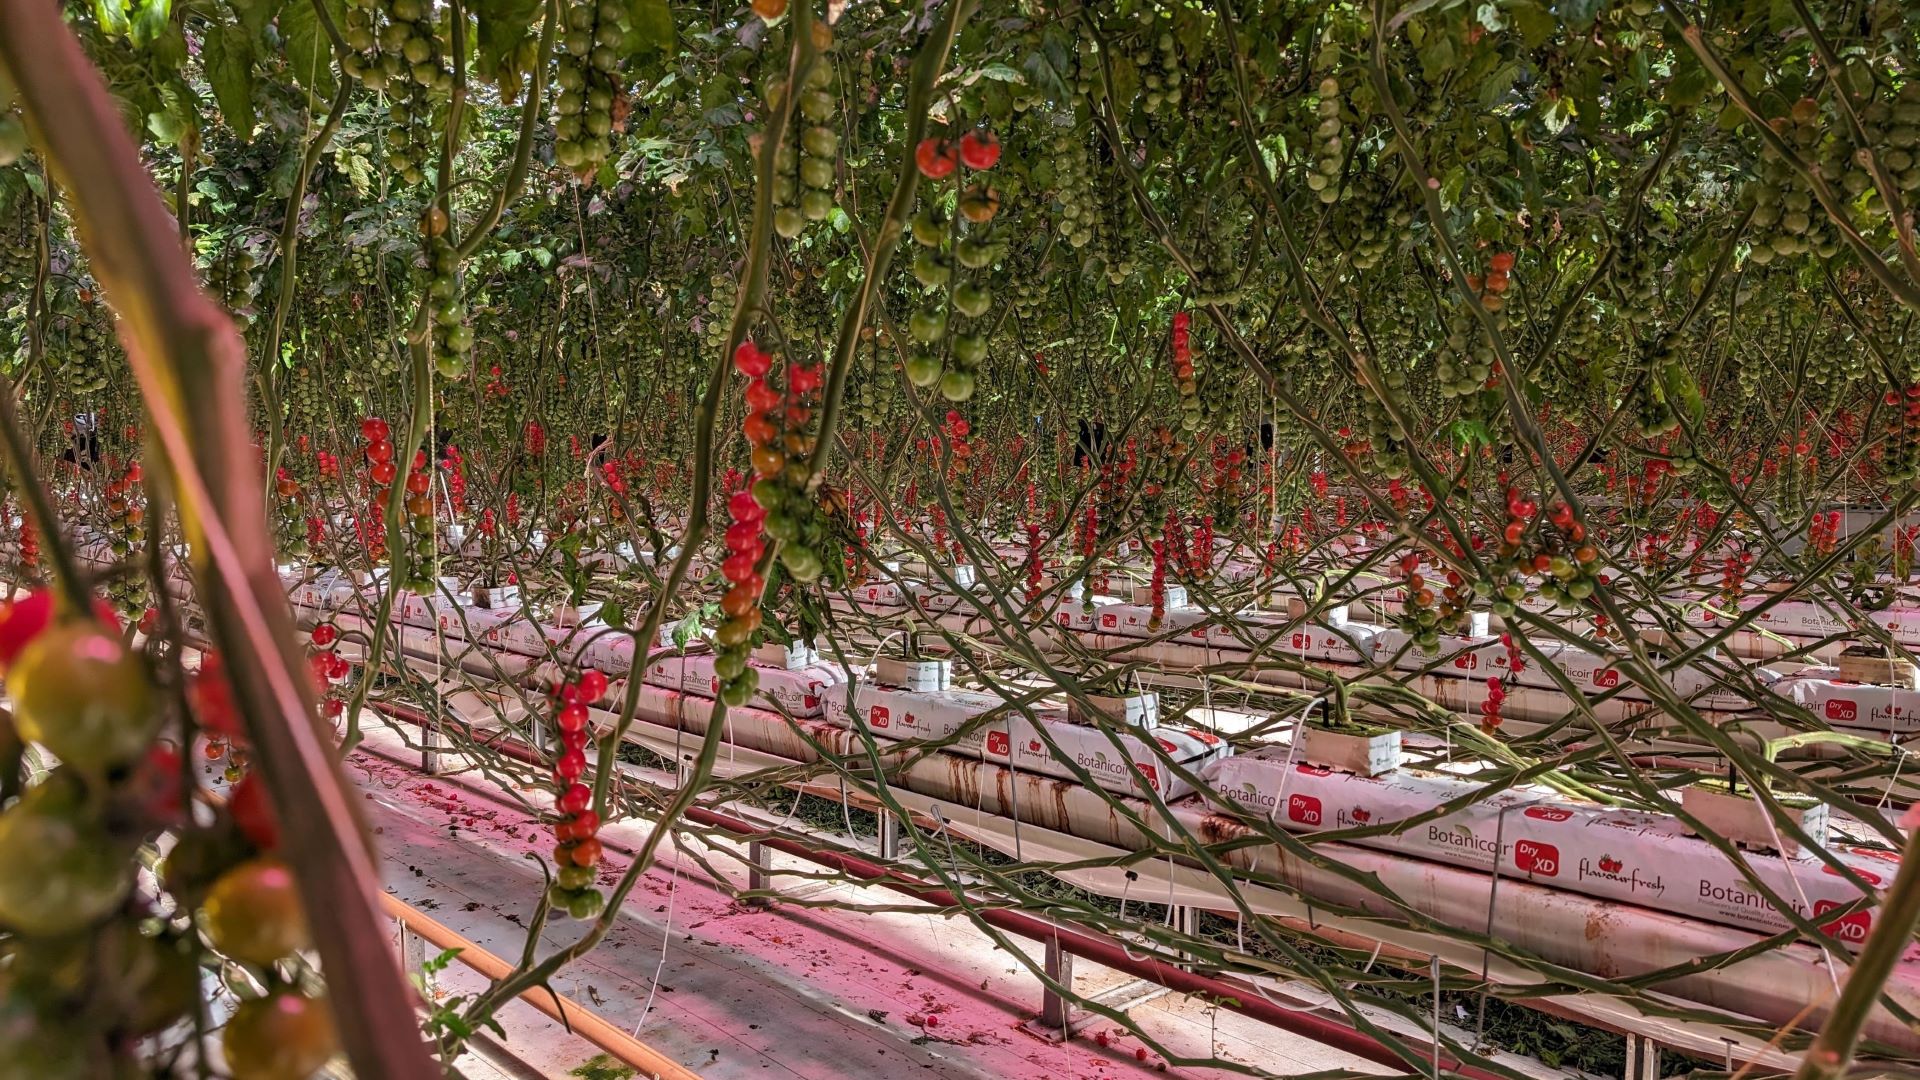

left=1576, top=854, right=1665, bottom=896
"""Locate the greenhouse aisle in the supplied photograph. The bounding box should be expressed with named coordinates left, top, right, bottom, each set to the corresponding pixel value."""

left=350, top=725, right=1392, bottom=1080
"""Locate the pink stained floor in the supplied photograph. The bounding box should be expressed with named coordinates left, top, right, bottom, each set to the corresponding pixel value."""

left=345, top=725, right=1390, bottom=1079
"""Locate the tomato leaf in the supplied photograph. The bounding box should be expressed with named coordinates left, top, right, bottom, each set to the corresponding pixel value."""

left=1508, top=0, right=1556, bottom=47
left=94, top=0, right=132, bottom=37
left=203, top=23, right=256, bottom=139
left=278, top=0, right=341, bottom=100
left=233, top=0, right=284, bottom=39
left=629, top=0, right=675, bottom=55
left=473, top=0, right=542, bottom=92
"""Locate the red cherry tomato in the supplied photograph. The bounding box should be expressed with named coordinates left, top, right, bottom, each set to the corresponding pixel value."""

left=557, top=783, right=592, bottom=815
left=0, top=589, right=54, bottom=669
left=914, top=138, right=957, bottom=179
left=576, top=669, right=609, bottom=701
left=959, top=129, right=1001, bottom=170
left=229, top=772, right=281, bottom=850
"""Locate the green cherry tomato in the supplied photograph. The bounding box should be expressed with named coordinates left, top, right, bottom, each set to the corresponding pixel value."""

left=222, top=991, right=338, bottom=1080
left=0, top=773, right=133, bottom=936
left=8, top=623, right=155, bottom=773
left=567, top=887, right=605, bottom=920
left=203, top=857, right=310, bottom=967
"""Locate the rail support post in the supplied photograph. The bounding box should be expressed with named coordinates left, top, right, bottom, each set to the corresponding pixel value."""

left=421, top=722, right=444, bottom=776
left=1625, top=1032, right=1660, bottom=1080
left=1040, top=934, right=1074, bottom=1038
left=399, top=920, right=431, bottom=993
left=876, top=809, right=900, bottom=861
left=1172, top=904, right=1200, bottom=963
left=745, top=840, right=772, bottom=906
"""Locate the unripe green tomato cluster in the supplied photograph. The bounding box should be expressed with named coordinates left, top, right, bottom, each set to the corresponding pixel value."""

left=554, top=0, right=631, bottom=173
left=771, top=63, right=840, bottom=238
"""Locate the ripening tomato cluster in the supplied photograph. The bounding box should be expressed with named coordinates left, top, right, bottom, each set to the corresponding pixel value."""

left=547, top=669, right=609, bottom=920
left=941, top=409, right=974, bottom=480
left=1393, top=551, right=1468, bottom=650
left=1720, top=551, right=1754, bottom=609
left=736, top=338, right=834, bottom=587
left=1479, top=676, right=1505, bottom=733
left=1170, top=311, right=1203, bottom=431
left=1480, top=488, right=1607, bottom=617
left=1466, top=251, right=1515, bottom=312
left=360, top=416, right=393, bottom=561
left=914, top=128, right=1000, bottom=179
left=192, top=650, right=252, bottom=780
left=442, top=443, right=468, bottom=516
left=1808, top=509, right=1843, bottom=556
left=717, top=440, right=771, bottom=704
left=16, top=513, right=37, bottom=570
left=1532, top=502, right=1604, bottom=608
left=905, top=128, right=1004, bottom=402
left=400, top=446, right=437, bottom=591
left=0, top=586, right=338, bottom=1076
left=102, top=461, right=146, bottom=558
left=308, top=622, right=348, bottom=721
left=273, top=466, right=310, bottom=557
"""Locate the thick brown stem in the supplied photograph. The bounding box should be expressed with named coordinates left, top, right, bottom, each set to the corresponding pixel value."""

left=0, top=8, right=437, bottom=1078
